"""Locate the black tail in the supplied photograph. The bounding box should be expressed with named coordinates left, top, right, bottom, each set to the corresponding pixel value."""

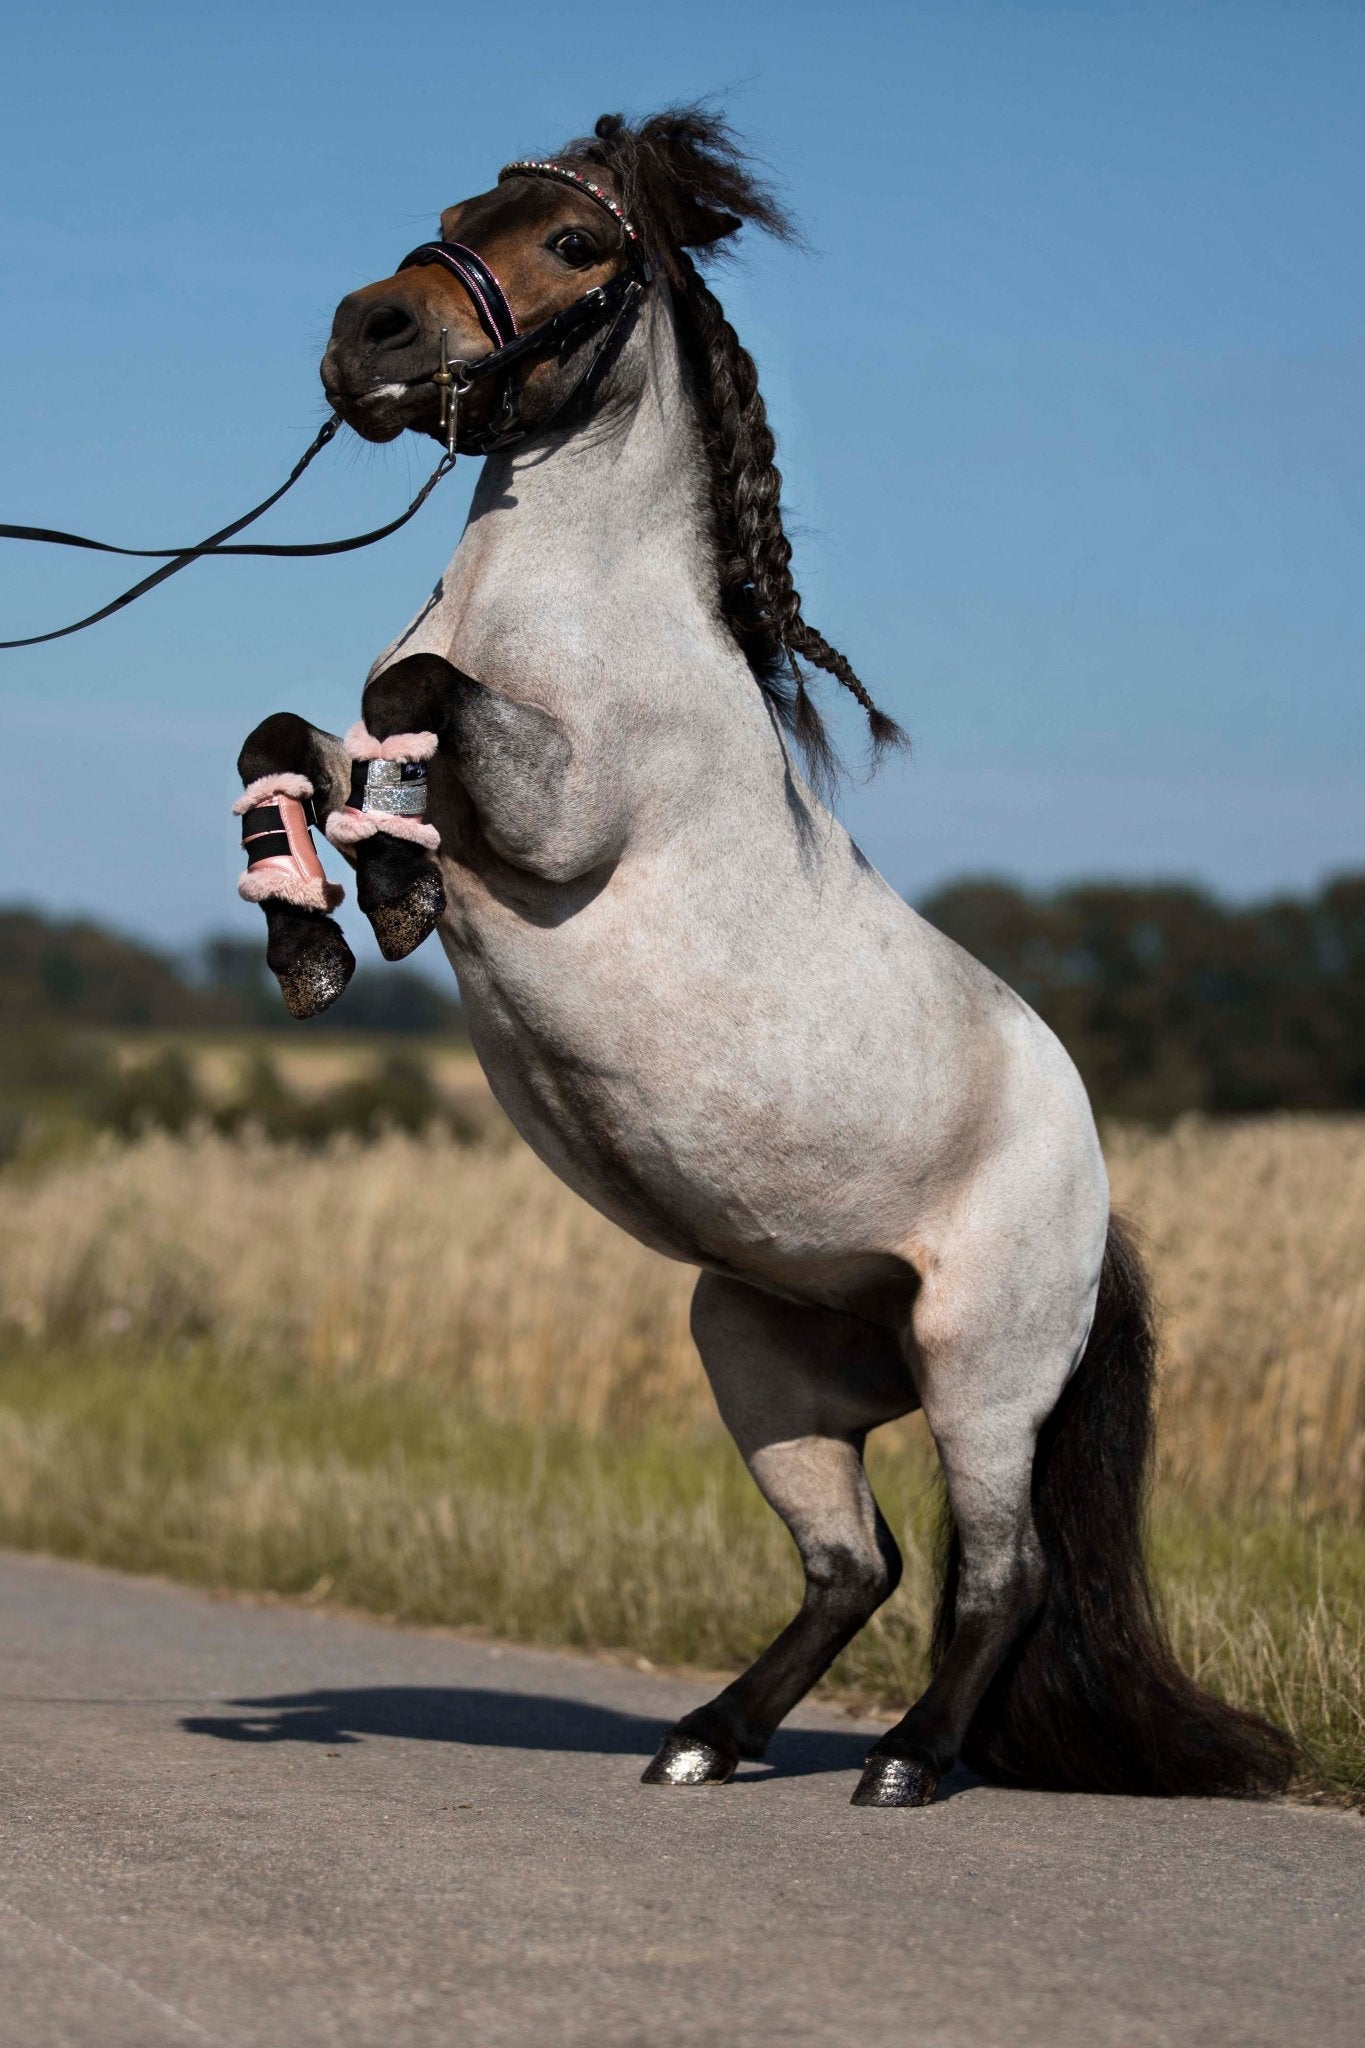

left=935, top=1215, right=1295, bottom=1797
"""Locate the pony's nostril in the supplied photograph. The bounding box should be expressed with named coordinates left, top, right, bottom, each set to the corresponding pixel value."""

left=360, top=301, right=419, bottom=351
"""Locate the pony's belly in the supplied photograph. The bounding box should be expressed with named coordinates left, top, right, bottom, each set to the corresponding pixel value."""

left=457, top=972, right=918, bottom=1285
left=442, top=882, right=1096, bottom=1307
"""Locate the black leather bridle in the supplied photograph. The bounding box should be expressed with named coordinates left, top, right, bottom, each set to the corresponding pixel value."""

left=0, top=157, right=650, bottom=648
left=394, top=157, right=650, bottom=458
left=396, top=157, right=652, bottom=456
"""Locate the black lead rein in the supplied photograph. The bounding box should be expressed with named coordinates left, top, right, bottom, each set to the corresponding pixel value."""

left=0, top=419, right=455, bottom=649
left=1, top=154, right=649, bottom=651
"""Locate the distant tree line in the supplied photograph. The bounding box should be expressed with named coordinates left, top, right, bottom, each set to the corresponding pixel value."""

left=0, top=910, right=464, bottom=1036
left=0, top=909, right=483, bottom=1161
left=0, top=1030, right=494, bottom=1163
left=920, top=875, right=1365, bottom=1120
left=4, top=880, right=1363, bottom=1122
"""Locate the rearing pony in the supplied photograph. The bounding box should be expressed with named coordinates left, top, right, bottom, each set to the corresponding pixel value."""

left=235, top=111, right=1291, bottom=1807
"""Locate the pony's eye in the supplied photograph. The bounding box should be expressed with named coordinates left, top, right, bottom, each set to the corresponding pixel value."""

left=550, top=230, right=596, bottom=269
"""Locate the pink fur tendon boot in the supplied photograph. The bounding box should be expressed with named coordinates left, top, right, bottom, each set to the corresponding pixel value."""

left=235, top=772, right=344, bottom=914
left=233, top=772, right=354, bottom=1020
left=326, top=725, right=445, bottom=961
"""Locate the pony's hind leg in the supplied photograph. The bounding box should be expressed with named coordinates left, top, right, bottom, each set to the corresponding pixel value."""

left=859, top=1219, right=1294, bottom=1807
left=642, top=1273, right=910, bottom=1788
left=236, top=712, right=354, bottom=1019
left=851, top=1386, right=1047, bottom=1807
left=850, top=1262, right=1090, bottom=1809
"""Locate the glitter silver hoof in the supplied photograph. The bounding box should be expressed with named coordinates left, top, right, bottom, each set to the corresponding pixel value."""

left=641, top=1732, right=737, bottom=1786
left=355, top=835, right=446, bottom=963
left=264, top=909, right=355, bottom=1021
left=368, top=865, right=445, bottom=961
left=850, top=1753, right=939, bottom=1808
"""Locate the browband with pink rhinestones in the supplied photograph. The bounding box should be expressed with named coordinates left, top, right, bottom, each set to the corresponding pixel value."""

left=498, top=159, right=639, bottom=243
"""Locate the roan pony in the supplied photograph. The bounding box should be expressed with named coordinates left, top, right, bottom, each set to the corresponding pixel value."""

left=235, top=110, right=1292, bottom=1807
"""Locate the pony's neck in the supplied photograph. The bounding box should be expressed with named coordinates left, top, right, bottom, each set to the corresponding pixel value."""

left=383, top=291, right=743, bottom=701
left=476, top=293, right=707, bottom=571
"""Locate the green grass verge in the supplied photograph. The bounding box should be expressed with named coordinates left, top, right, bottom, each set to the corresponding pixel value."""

left=0, top=1345, right=1360, bottom=1804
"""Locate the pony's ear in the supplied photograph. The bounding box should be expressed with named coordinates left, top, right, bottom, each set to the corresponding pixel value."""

left=576, top=106, right=794, bottom=276
left=677, top=202, right=743, bottom=249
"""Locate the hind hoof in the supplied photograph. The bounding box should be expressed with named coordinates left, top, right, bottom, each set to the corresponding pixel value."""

left=851, top=1753, right=938, bottom=1808
left=641, top=1732, right=736, bottom=1787
left=264, top=909, right=355, bottom=1020
left=368, top=867, right=445, bottom=961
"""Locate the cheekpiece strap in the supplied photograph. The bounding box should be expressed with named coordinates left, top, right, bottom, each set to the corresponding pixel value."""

left=349, top=757, right=429, bottom=818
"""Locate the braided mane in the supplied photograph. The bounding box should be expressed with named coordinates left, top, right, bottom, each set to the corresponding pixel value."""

left=561, top=108, right=906, bottom=789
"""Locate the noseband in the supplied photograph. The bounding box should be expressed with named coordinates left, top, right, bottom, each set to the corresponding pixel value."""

left=396, top=158, right=651, bottom=455
left=0, top=157, right=650, bottom=647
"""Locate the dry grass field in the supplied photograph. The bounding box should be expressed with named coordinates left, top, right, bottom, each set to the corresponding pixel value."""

left=5, top=1112, right=1363, bottom=1508
left=0, top=1111, right=1361, bottom=1799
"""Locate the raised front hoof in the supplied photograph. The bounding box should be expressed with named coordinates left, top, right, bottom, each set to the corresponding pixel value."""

left=356, top=837, right=445, bottom=961
left=641, top=1731, right=737, bottom=1787
left=367, top=868, right=445, bottom=962
left=263, top=908, right=356, bottom=1020
left=851, top=1753, right=939, bottom=1808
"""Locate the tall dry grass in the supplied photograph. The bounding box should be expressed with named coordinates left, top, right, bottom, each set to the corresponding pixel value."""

left=2, top=1116, right=1363, bottom=1510
left=0, top=1128, right=698, bottom=1435
left=1, top=1114, right=1361, bottom=1796
left=1106, top=1117, right=1365, bottom=1515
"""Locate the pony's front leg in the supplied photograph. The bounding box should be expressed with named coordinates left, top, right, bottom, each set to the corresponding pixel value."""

left=235, top=712, right=354, bottom=1018
left=333, top=649, right=631, bottom=958
left=643, top=1274, right=908, bottom=1788
left=326, top=657, right=450, bottom=963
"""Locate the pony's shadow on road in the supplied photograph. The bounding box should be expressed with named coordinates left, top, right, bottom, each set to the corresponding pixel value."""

left=179, top=1685, right=890, bottom=1785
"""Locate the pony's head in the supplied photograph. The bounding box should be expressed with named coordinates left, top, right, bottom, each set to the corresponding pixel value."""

left=322, top=109, right=904, bottom=781
left=322, top=159, right=638, bottom=451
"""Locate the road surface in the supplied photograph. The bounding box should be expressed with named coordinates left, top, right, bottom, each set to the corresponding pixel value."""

left=0, top=1549, right=1358, bottom=2047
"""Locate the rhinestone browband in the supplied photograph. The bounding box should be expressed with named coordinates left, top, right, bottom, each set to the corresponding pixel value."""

left=498, top=159, right=639, bottom=243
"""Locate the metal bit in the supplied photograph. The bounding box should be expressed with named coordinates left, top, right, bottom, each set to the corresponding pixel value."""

left=433, top=327, right=460, bottom=458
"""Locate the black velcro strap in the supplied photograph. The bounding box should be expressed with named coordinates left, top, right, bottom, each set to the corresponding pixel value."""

left=240, top=796, right=316, bottom=844
left=244, top=832, right=293, bottom=864
left=240, top=804, right=281, bottom=842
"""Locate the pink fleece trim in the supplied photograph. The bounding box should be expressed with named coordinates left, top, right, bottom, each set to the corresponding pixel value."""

left=238, top=864, right=344, bottom=912
left=326, top=808, right=441, bottom=852
left=233, top=771, right=314, bottom=815
left=343, top=721, right=439, bottom=763
left=326, top=808, right=376, bottom=846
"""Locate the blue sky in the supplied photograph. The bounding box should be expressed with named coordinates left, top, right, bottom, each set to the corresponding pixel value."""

left=1, top=0, right=1361, bottom=960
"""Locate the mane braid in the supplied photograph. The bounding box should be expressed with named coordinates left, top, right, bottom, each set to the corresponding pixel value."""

left=674, top=252, right=906, bottom=791
left=559, top=107, right=907, bottom=789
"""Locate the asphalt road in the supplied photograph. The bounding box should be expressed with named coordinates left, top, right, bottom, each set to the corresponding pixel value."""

left=0, top=1550, right=1359, bottom=2048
